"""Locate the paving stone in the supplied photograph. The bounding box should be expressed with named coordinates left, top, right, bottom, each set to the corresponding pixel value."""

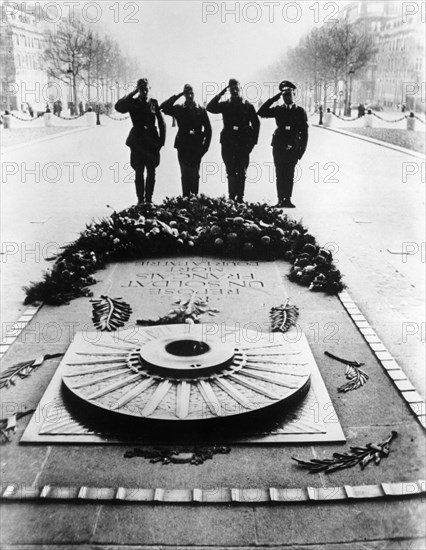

left=254, top=500, right=426, bottom=545
left=91, top=505, right=256, bottom=545
left=2, top=543, right=426, bottom=550
left=0, top=504, right=99, bottom=545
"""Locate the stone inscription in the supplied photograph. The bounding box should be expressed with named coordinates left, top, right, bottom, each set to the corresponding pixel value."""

left=121, top=260, right=265, bottom=295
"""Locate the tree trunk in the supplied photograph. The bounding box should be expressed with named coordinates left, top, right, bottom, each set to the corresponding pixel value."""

left=87, top=68, right=91, bottom=103
left=323, top=80, right=327, bottom=111
left=73, top=75, right=78, bottom=112
left=333, top=77, right=338, bottom=114
left=344, top=77, right=350, bottom=117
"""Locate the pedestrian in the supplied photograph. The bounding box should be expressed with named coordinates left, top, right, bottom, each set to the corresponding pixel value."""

left=160, top=84, right=212, bottom=197
left=258, top=81, right=308, bottom=208
left=357, top=103, right=365, bottom=118
left=115, top=78, right=166, bottom=204
left=206, top=78, right=259, bottom=203
left=55, top=100, right=62, bottom=117
left=78, top=101, right=84, bottom=116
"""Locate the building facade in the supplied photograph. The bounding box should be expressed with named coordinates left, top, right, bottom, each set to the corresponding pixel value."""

left=0, top=2, right=51, bottom=111
left=340, top=1, right=424, bottom=111
left=375, top=10, right=424, bottom=110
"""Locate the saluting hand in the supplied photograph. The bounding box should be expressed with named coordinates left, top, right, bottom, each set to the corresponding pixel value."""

left=219, top=85, right=229, bottom=97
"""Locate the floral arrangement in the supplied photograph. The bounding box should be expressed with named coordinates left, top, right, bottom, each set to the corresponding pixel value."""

left=137, top=292, right=218, bottom=326
left=24, top=195, right=344, bottom=305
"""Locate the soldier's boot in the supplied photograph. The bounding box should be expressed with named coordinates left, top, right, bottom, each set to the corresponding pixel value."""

left=227, top=174, right=237, bottom=201
left=236, top=171, right=246, bottom=203
left=134, top=173, right=145, bottom=205
left=145, top=168, right=156, bottom=203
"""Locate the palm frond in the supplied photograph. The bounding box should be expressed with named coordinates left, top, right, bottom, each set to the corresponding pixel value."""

left=91, top=295, right=132, bottom=331
left=325, top=351, right=369, bottom=392
left=293, top=431, right=397, bottom=474
left=270, top=298, right=299, bottom=332
left=0, top=410, right=35, bottom=444
left=0, top=354, right=63, bottom=389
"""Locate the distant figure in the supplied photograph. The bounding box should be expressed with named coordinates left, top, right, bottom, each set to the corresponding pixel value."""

left=206, top=78, right=260, bottom=203
left=323, top=107, right=333, bottom=127
left=401, top=103, right=406, bottom=113
left=2, top=110, right=11, bottom=129
left=115, top=78, right=166, bottom=204
left=258, top=81, right=308, bottom=208
left=54, top=100, right=62, bottom=117
left=44, top=105, right=53, bottom=127
left=357, top=103, right=365, bottom=118
left=364, top=109, right=374, bottom=128
left=160, top=84, right=212, bottom=197
left=27, top=102, right=34, bottom=117
left=78, top=101, right=84, bottom=116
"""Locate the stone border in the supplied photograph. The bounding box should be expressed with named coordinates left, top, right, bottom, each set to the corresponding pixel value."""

left=1, top=480, right=424, bottom=503
left=338, top=290, right=426, bottom=430
left=312, top=124, right=425, bottom=160
left=0, top=305, right=42, bottom=360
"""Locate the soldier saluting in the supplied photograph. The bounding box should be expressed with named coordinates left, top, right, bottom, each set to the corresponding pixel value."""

left=258, top=81, right=308, bottom=208
left=115, top=78, right=166, bottom=204
left=160, top=84, right=212, bottom=197
left=207, top=79, right=260, bottom=203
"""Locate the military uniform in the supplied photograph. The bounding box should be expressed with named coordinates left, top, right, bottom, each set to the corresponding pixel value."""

left=115, top=87, right=166, bottom=204
left=207, top=81, right=259, bottom=202
left=258, top=81, right=308, bottom=207
left=161, top=92, right=212, bottom=197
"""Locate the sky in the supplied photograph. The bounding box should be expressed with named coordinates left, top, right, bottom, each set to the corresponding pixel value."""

left=96, top=0, right=352, bottom=96
left=29, top=0, right=420, bottom=99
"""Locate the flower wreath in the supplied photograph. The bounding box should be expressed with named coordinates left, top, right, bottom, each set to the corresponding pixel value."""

left=24, top=195, right=344, bottom=305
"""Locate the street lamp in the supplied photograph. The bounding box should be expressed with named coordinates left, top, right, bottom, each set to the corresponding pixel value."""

left=66, top=63, right=73, bottom=109
left=67, top=52, right=80, bottom=113
left=345, top=63, right=355, bottom=117
left=339, top=90, right=344, bottom=116
left=332, top=94, right=338, bottom=114
left=115, top=80, right=120, bottom=103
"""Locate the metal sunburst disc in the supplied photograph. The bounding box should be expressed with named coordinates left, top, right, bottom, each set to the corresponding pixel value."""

left=139, top=332, right=235, bottom=377
left=61, top=324, right=311, bottom=429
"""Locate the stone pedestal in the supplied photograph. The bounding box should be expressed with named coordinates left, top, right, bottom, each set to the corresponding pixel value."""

left=364, top=113, right=374, bottom=128
left=44, top=112, right=53, bottom=127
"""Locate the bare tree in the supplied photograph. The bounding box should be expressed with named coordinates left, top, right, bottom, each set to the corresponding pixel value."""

left=80, top=30, right=102, bottom=104
left=44, top=17, right=90, bottom=109
left=328, top=20, right=376, bottom=115
left=265, top=20, right=375, bottom=115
